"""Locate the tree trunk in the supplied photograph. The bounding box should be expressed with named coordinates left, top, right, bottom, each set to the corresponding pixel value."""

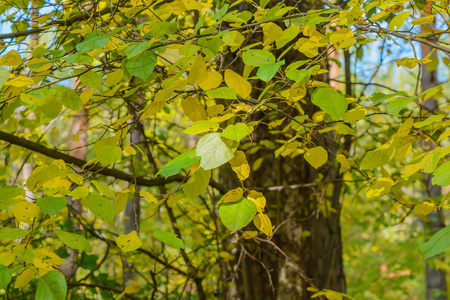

left=222, top=2, right=349, bottom=297
left=420, top=28, right=448, bottom=300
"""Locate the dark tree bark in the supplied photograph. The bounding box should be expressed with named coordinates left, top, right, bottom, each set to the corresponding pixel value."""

left=221, top=1, right=349, bottom=298
left=420, top=24, right=448, bottom=300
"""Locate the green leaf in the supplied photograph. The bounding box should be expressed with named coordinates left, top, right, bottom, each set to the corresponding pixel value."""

left=242, top=49, right=275, bottom=67
left=153, top=22, right=177, bottom=37
left=153, top=230, right=184, bottom=249
left=79, top=71, right=103, bottom=92
left=206, top=87, right=237, bottom=99
left=36, top=196, right=67, bottom=215
left=126, top=51, right=157, bottom=81
left=96, top=145, right=122, bottom=166
left=32, top=47, right=65, bottom=58
left=256, top=60, right=285, bottom=82
left=66, top=53, right=93, bottom=65
left=311, top=88, right=348, bottom=120
left=220, top=123, right=251, bottom=142
left=432, top=161, right=450, bottom=186
left=86, top=193, right=115, bottom=223
left=219, top=197, right=257, bottom=231
left=91, top=180, right=116, bottom=199
left=421, top=225, right=450, bottom=259
left=124, top=42, right=152, bottom=58
left=360, top=147, right=394, bottom=170
left=35, top=271, right=67, bottom=300
left=386, top=97, right=414, bottom=115
left=0, top=69, right=9, bottom=90
left=55, top=86, right=82, bottom=110
left=0, top=265, right=11, bottom=289
left=0, top=187, right=23, bottom=200
left=285, top=68, right=312, bottom=83
left=196, top=133, right=234, bottom=170
left=54, top=229, right=93, bottom=252
left=76, top=36, right=109, bottom=53
left=157, top=149, right=201, bottom=178
left=0, top=228, right=28, bottom=240
left=183, top=168, right=211, bottom=199
left=212, top=4, right=229, bottom=21
left=183, top=120, right=220, bottom=135
left=370, top=91, right=409, bottom=104
left=96, top=145, right=122, bottom=165
left=413, top=114, right=445, bottom=128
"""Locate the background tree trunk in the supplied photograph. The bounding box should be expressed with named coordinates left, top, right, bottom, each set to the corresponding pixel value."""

left=420, top=28, right=448, bottom=300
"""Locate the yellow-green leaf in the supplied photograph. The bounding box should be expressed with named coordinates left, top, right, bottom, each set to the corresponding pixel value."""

left=224, top=69, right=252, bottom=98
left=116, top=231, right=143, bottom=252
left=304, top=146, right=328, bottom=169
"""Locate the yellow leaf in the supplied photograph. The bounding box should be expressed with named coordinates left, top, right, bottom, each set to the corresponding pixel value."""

left=335, top=123, right=357, bottom=136
left=209, top=113, right=235, bottom=123
left=411, top=15, right=434, bottom=25
left=14, top=268, right=36, bottom=289
left=124, top=145, right=136, bottom=155
left=140, top=190, right=158, bottom=204
left=80, top=89, right=95, bottom=104
left=366, top=178, right=394, bottom=200
left=198, top=71, right=223, bottom=91
left=437, top=129, right=450, bottom=143
left=0, top=251, right=16, bottom=266
left=4, top=76, right=35, bottom=87
left=1, top=50, right=22, bottom=66
left=336, top=154, right=351, bottom=174
left=33, top=258, right=53, bottom=276
left=124, top=283, right=141, bottom=294
left=28, top=57, right=51, bottom=72
left=414, top=202, right=435, bottom=216
left=218, top=188, right=243, bottom=205
left=401, top=162, right=422, bottom=177
left=263, top=22, right=283, bottom=45
left=229, top=151, right=250, bottom=180
left=304, top=146, right=328, bottom=169
left=388, top=11, right=410, bottom=31
left=342, top=107, right=367, bottom=124
left=141, top=101, right=166, bottom=119
left=114, top=192, right=128, bottom=215
left=253, top=213, right=273, bottom=237
left=116, top=231, right=143, bottom=252
left=329, top=28, right=355, bottom=49
left=35, top=248, right=65, bottom=265
left=12, top=201, right=41, bottom=222
left=219, top=251, right=235, bottom=262
left=247, top=190, right=266, bottom=212
left=224, top=69, right=252, bottom=98
left=395, top=58, right=419, bottom=69
left=188, top=55, right=206, bottom=85
left=105, top=69, right=124, bottom=87
left=222, top=31, right=245, bottom=47
left=181, top=97, right=207, bottom=121
left=67, top=173, right=83, bottom=185
left=276, top=24, right=300, bottom=49
left=182, top=0, right=203, bottom=10
left=397, top=117, right=414, bottom=137
left=69, top=186, right=90, bottom=199
left=42, top=177, right=71, bottom=190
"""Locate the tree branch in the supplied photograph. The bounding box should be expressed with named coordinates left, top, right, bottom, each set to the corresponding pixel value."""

left=321, top=0, right=450, bottom=57
left=0, top=131, right=227, bottom=193
left=0, top=130, right=181, bottom=187
left=0, top=6, right=114, bottom=40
